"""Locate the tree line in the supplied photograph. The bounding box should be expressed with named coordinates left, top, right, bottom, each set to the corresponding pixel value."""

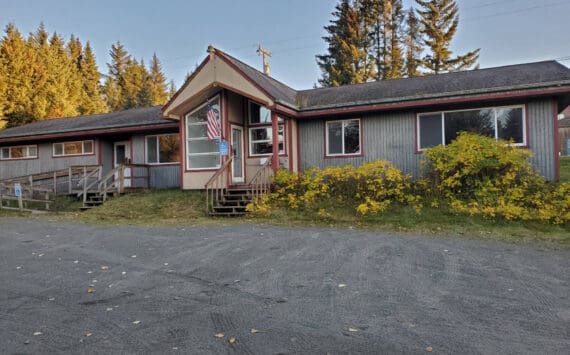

left=0, top=23, right=176, bottom=128
left=317, top=0, right=480, bottom=87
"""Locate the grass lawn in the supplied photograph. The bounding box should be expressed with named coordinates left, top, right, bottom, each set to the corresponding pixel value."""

left=560, top=156, right=570, bottom=182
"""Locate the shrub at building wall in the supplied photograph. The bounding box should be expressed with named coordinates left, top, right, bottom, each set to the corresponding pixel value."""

left=249, top=133, right=570, bottom=225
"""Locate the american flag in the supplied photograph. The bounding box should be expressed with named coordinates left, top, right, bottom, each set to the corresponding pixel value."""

left=206, top=104, right=221, bottom=140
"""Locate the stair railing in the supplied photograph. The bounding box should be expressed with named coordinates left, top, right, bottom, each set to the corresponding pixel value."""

left=77, top=167, right=103, bottom=203
left=97, top=164, right=125, bottom=202
left=249, top=154, right=273, bottom=206
left=205, top=157, right=233, bottom=214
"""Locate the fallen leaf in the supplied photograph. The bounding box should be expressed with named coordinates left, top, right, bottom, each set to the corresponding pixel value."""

left=33, top=332, right=42, bottom=336
left=131, top=255, right=137, bottom=258
left=38, top=254, right=44, bottom=257
left=73, top=260, right=79, bottom=264
left=87, top=287, right=95, bottom=294
left=85, top=332, right=92, bottom=337
left=48, top=297, right=55, bottom=301
left=92, top=280, right=98, bottom=283
left=228, top=337, right=236, bottom=344
left=16, top=266, right=22, bottom=270
left=426, top=346, right=433, bottom=352
left=122, top=271, right=127, bottom=275
left=213, top=333, right=224, bottom=338
left=338, top=284, right=347, bottom=288
left=106, top=307, right=113, bottom=311
left=132, top=320, right=141, bottom=325
left=164, top=263, right=169, bottom=266
left=348, top=327, right=359, bottom=332
left=250, top=329, right=259, bottom=334
left=87, top=271, right=93, bottom=274
left=100, top=266, right=109, bottom=270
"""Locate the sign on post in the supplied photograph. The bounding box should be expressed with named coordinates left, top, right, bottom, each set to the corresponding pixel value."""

left=14, top=183, right=23, bottom=210
left=219, top=140, right=229, bottom=156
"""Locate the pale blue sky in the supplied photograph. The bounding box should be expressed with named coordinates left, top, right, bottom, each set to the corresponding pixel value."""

left=1, top=0, right=569, bottom=90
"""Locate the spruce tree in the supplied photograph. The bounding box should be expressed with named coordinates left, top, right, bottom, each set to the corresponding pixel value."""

left=404, top=8, right=422, bottom=77
left=415, top=0, right=479, bottom=74
left=0, top=24, right=42, bottom=127
left=106, top=42, right=130, bottom=110
left=167, top=80, right=177, bottom=101
left=148, top=53, right=168, bottom=105
left=79, top=42, right=107, bottom=114
left=316, top=0, right=374, bottom=87
left=384, top=0, right=404, bottom=79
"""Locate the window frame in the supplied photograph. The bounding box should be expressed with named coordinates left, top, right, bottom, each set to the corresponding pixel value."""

left=185, top=96, right=221, bottom=171
left=0, top=145, right=38, bottom=160
left=52, top=140, right=94, bottom=157
left=145, top=134, right=180, bottom=165
left=324, top=118, right=362, bottom=157
left=248, top=124, right=286, bottom=157
left=416, top=104, right=527, bottom=152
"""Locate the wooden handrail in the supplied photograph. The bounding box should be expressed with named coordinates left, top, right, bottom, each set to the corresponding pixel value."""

left=249, top=155, right=273, bottom=208
left=205, top=157, right=234, bottom=214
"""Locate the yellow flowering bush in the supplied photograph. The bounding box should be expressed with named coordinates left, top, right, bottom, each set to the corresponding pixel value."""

left=257, top=161, right=421, bottom=217
left=422, top=133, right=570, bottom=224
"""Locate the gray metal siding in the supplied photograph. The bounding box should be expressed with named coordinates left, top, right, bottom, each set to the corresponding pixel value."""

left=299, top=100, right=557, bottom=180
left=299, top=112, right=422, bottom=177
left=527, top=100, right=556, bottom=180
left=150, top=165, right=180, bottom=189
left=0, top=141, right=99, bottom=180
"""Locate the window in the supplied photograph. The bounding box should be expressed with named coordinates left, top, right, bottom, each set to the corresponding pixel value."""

left=53, top=140, right=94, bottom=157
left=186, top=97, right=221, bottom=169
left=326, top=119, right=361, bottom=156
left=248, top=101, right=283, bottom=125
left=146, top=134, right=180, bottom=164
left=0, top=145, right=37, bottom=160
left=249, top=125, right=285, bottom=156
left=417, top=105, right=526, bottom=150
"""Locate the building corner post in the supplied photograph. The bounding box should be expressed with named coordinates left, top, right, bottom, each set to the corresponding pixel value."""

left=271, top=111, right=279, bottom=173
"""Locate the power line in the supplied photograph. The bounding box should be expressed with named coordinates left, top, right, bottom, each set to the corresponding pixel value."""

left=464, top=0, right=570, bottom=21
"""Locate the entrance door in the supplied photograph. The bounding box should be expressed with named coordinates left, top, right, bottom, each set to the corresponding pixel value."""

left=114, top=141, right=131, bottom=188
left=231, top=126, right=245, bottom=184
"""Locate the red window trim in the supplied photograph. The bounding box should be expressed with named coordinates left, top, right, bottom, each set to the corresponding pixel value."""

left=323, top=117, right=364, bottom=158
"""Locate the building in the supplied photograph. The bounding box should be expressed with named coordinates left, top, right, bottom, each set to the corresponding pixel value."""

left=162, top=46, right=570, bottom=190
left=0, top=106, right=180, bottom=189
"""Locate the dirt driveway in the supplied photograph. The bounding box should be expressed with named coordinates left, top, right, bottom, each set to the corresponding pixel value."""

left=0, top=218, right=568, bottom=354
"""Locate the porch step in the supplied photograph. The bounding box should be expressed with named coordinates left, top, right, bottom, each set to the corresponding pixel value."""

left=209, top=188, right=252, bottom=217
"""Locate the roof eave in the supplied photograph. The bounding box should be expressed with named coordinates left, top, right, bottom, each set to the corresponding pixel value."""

left=297, top=82, right=570, bottom=117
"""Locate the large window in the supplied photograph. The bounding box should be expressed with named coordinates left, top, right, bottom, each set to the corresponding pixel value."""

left=417, top=105, right=525, bottom=150
left=186, top=97, right=221, bottom=169
left=250, top=125, right=285, bottom=156
left=146, top=134, right=179, bottom=164
left=248, top=100, right=285, bottom=156
left=53, top=140, right=94, bottom=157
left=326, top=119, right=361, bottom=156
left=1, top=145, right=37, bottom=160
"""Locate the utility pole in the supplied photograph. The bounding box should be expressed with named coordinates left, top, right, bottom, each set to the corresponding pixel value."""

left=257, top=44, right=272, bottom=76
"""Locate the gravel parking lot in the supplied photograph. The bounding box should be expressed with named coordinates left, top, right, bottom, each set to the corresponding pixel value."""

left=0, top=218, right=568, bottom=354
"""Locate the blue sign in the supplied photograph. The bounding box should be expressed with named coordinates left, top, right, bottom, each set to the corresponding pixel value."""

left=14, top=183, right=22, bottom=197
left=219, top=140, right=229, bottom=156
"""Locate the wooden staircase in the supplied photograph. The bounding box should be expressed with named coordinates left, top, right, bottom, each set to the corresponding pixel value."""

left=205, top=156, right=273, bottom=217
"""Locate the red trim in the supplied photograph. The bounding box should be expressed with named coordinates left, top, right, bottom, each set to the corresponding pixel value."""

left=553, top=100, right=560, bottom=180
left=524, top=103, right=530, bottom=149
left=323, top=117, right=364, bottom=159
left=269, top=103, right=298, bottom=118
left=271, top=111, right=280, bottom=172
left=0, top=144, right=39, bottom=161
left=288, top=120, right=293, bottom=171
left=296, top=120, right=301, bottom=172
left=52, top=140, right=96, bottom=158
left=162, top=55, right=211, bottom=116
left=178, top=118, right=184, bottom=190
left=146, top=163, right=180, bottom=167
left=97, top=139, right=102, bottom=165
left=216, top=52, right=275, bottom=106
left=0, top=124, right=179, bottom=144
left=296, top=87, right=570, bottom=119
